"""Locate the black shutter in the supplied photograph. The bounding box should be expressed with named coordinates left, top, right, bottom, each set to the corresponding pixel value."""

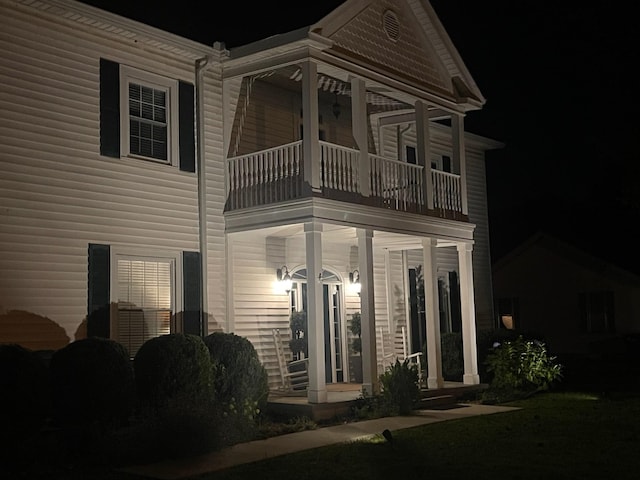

left=182, top=251, right=202, bottom=335
left=449, top=271, right=462, bottom=333
left=100, top=58, right=120, bottom=158
left=87, top=244, right=110, bottom=338
left=178, top=81, right=196, bottom=173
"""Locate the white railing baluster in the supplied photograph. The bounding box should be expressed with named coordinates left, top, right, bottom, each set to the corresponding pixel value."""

left=225, top=142, right=461, bottom=215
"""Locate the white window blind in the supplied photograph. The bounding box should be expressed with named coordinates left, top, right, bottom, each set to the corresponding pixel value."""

left=117, top=258, right=173, bottom=357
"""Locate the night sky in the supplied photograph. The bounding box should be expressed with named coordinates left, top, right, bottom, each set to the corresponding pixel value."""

left=80, top=0, right=639, bottom=273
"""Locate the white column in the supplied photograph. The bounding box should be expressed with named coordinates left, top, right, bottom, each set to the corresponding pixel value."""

left=457, top=242, right=480, bottom=384
left=422, top=237, right=443, bottom=388
left=357, top=228, right=378, bottom=395
left=301, top=61, right=320, bottom=192
left=415, top=100, right=433, bottom=210
left=351, top=77, right=370, bottom=196
left=305, top=221, right=327, bottom=403
left=452, top=113, right=468, bottom=216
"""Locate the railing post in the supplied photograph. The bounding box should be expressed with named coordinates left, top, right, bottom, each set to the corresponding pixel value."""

left=415, top=100, right=433, bottom=210
left=302, top=61, right=321, bottom=192
left=351, top=77, right=370, bottom=196
left=452, top=113, right=468, bottom=216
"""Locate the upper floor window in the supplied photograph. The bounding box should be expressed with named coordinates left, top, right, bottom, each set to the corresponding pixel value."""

left=121, top=66, right=178, bottom=165
left=100, top=58, right=195, bottom=173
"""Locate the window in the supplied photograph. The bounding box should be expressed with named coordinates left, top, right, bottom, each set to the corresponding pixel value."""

left=87, top=245, right=203, bottom=357
left=99, top=58, right=195, bottom=172
left=579, top=291, right=615, bottom=333
left=113, top=253, right=179, bottom=357
left=495, top=297, right=519, bottom=330
left=120, top=66, right=178, bottom=165
left=431, top=154, right=452, bottom=172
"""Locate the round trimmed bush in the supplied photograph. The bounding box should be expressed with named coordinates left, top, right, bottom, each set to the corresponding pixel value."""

left=203, top=332, right=269, bottom=419
left=49, top=337, right=134, bottom=430
left=0, top=344, right=50, bottom=454
left=133, top=333, right=214, bottom=414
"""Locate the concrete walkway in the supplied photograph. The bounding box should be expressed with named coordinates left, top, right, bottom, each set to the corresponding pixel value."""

left=121, top=403, right=519, bottom=479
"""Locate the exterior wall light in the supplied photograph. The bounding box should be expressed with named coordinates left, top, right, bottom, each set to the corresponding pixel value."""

left=349, top=269, right=361, bottom=295
left=276, top=266, right=292, bottom=293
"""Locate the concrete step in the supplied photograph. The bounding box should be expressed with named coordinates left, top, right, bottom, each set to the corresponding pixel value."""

left=417, top=394, right=457, bottom=409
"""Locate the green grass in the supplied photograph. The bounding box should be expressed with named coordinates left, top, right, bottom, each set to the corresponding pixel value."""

left=15, top=389, right=640, bottom=479
left=195, top=389, right=640, bottom=480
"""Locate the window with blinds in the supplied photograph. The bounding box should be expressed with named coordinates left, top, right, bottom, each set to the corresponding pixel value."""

left=116, top=257, right=173, bottom=357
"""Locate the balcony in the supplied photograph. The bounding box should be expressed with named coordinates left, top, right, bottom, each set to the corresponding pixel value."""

left=225, top=141, right=465, bottom=221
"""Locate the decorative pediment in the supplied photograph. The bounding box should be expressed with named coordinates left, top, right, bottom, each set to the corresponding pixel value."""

left=312, top=0, right=484, bottom=106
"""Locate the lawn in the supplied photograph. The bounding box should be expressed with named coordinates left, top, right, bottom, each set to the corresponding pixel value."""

left=32, top=388, right=639, bottom=480
left=197, top=389, right=640, bottom=480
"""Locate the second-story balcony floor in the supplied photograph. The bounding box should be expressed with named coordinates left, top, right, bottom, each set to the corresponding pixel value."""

left=225, top=140, right=467, bottom=222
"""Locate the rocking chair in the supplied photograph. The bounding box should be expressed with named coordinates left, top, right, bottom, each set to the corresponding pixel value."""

left=272, top=328, right=309, bottom=394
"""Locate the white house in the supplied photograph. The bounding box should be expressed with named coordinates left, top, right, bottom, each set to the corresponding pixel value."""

left=0, top=0, right=503, bottom=403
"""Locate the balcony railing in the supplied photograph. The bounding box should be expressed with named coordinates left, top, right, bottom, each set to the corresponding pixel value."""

left=225, top=141, right=463, bottom=218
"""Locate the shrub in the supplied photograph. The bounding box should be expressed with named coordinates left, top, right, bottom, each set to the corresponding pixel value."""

left=203, top=332, right=269, bottom=444
left=133, top=333, right=214, bottom=414
left=483, top=335, right=563, bottom=403
left=348, top=312, right=362, bottom=354
left=289, top=311, right=308, bottom=359
left=379, top=359, right=421, bottom=415
left=0, top=344, right=50, bottom=467
left=49, top=337, right=134, bottom=430
left=441, top=332, right=463, bottom=380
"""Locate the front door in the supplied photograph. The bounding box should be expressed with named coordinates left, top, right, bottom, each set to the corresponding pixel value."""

left=291, top=268, right=345, bottom=383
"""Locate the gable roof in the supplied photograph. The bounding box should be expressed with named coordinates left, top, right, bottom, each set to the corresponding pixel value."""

left=311, top=0, right=484, bottom=107
left=229, top=0, right=484, bottom=111
left=493, top=232, right=640, bottom=284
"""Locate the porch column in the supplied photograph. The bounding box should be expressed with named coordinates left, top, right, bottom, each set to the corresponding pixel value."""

left=351, top=77, right=370, bottom=196
left=415, top=100, right=433, bottom=210
left=452, top=113, right=468, bottom=215
left=422, top=237, right=443, bottom=388
left=457, top=242, right=480, bottom=384
left=305, top=221, right=327, bottom=403
left=357, top=228, right=378, bottom=395
left=301, top=61, right=321, bottom=192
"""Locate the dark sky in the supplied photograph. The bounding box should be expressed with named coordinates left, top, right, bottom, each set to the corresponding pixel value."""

left=80, top=0, right=639, bottom=273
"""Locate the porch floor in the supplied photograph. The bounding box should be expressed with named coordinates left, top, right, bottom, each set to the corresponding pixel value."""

left=266, top=382, right=488, bottom=422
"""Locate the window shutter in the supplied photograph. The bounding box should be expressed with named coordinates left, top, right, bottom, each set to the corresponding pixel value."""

left=178, top=81, right=196, bottom=173
left=87, top=244, right=110, bottom=338
left=182, top=251, right=202, bottom=335
left=100, top=58, right=120, bottom=158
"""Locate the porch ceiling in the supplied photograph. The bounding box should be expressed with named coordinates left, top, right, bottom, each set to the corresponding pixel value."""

left=261, top=64, right=427, bottom=115
left=229, top=223, right=464, bottom=251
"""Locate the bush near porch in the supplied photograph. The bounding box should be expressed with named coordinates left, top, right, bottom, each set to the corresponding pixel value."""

left=0, top=332, right=270, bottom=474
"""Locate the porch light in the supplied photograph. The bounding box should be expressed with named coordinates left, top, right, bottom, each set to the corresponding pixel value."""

left=276, top=266, right=292, bottom=293
left=332, top=93, right=341, bottom=119
left=349, top=270, right=361, bottom=295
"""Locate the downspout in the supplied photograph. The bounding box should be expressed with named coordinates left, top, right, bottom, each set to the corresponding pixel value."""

left=195, top=54, right=214, bottom=336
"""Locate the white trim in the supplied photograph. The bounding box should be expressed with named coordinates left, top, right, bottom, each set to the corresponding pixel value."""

left=119, top=65, right=179, bottom=166
left=109, top=245, right=183, bottom=328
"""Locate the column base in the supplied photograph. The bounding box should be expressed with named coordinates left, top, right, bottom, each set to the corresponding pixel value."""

left=463, top=373, right=480, bottom=385
left=307, top=388, right=328, bottom=404
left=427, top=376, right=444, bottom=389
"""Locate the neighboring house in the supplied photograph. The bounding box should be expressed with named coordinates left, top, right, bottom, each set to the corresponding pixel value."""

left=0, top=0, right=503, bottom=402
left=492, top=232, right=640, bottom=355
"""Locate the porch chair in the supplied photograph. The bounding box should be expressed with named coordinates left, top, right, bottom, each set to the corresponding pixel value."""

left=272, top=328, right=309, bottom=394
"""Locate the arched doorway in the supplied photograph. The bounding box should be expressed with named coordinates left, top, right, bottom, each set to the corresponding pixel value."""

left=290, top=268, right=346, bottom=383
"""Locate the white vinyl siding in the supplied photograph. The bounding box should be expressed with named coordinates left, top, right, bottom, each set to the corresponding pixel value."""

left=0, top=2, right=200, bottom=343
